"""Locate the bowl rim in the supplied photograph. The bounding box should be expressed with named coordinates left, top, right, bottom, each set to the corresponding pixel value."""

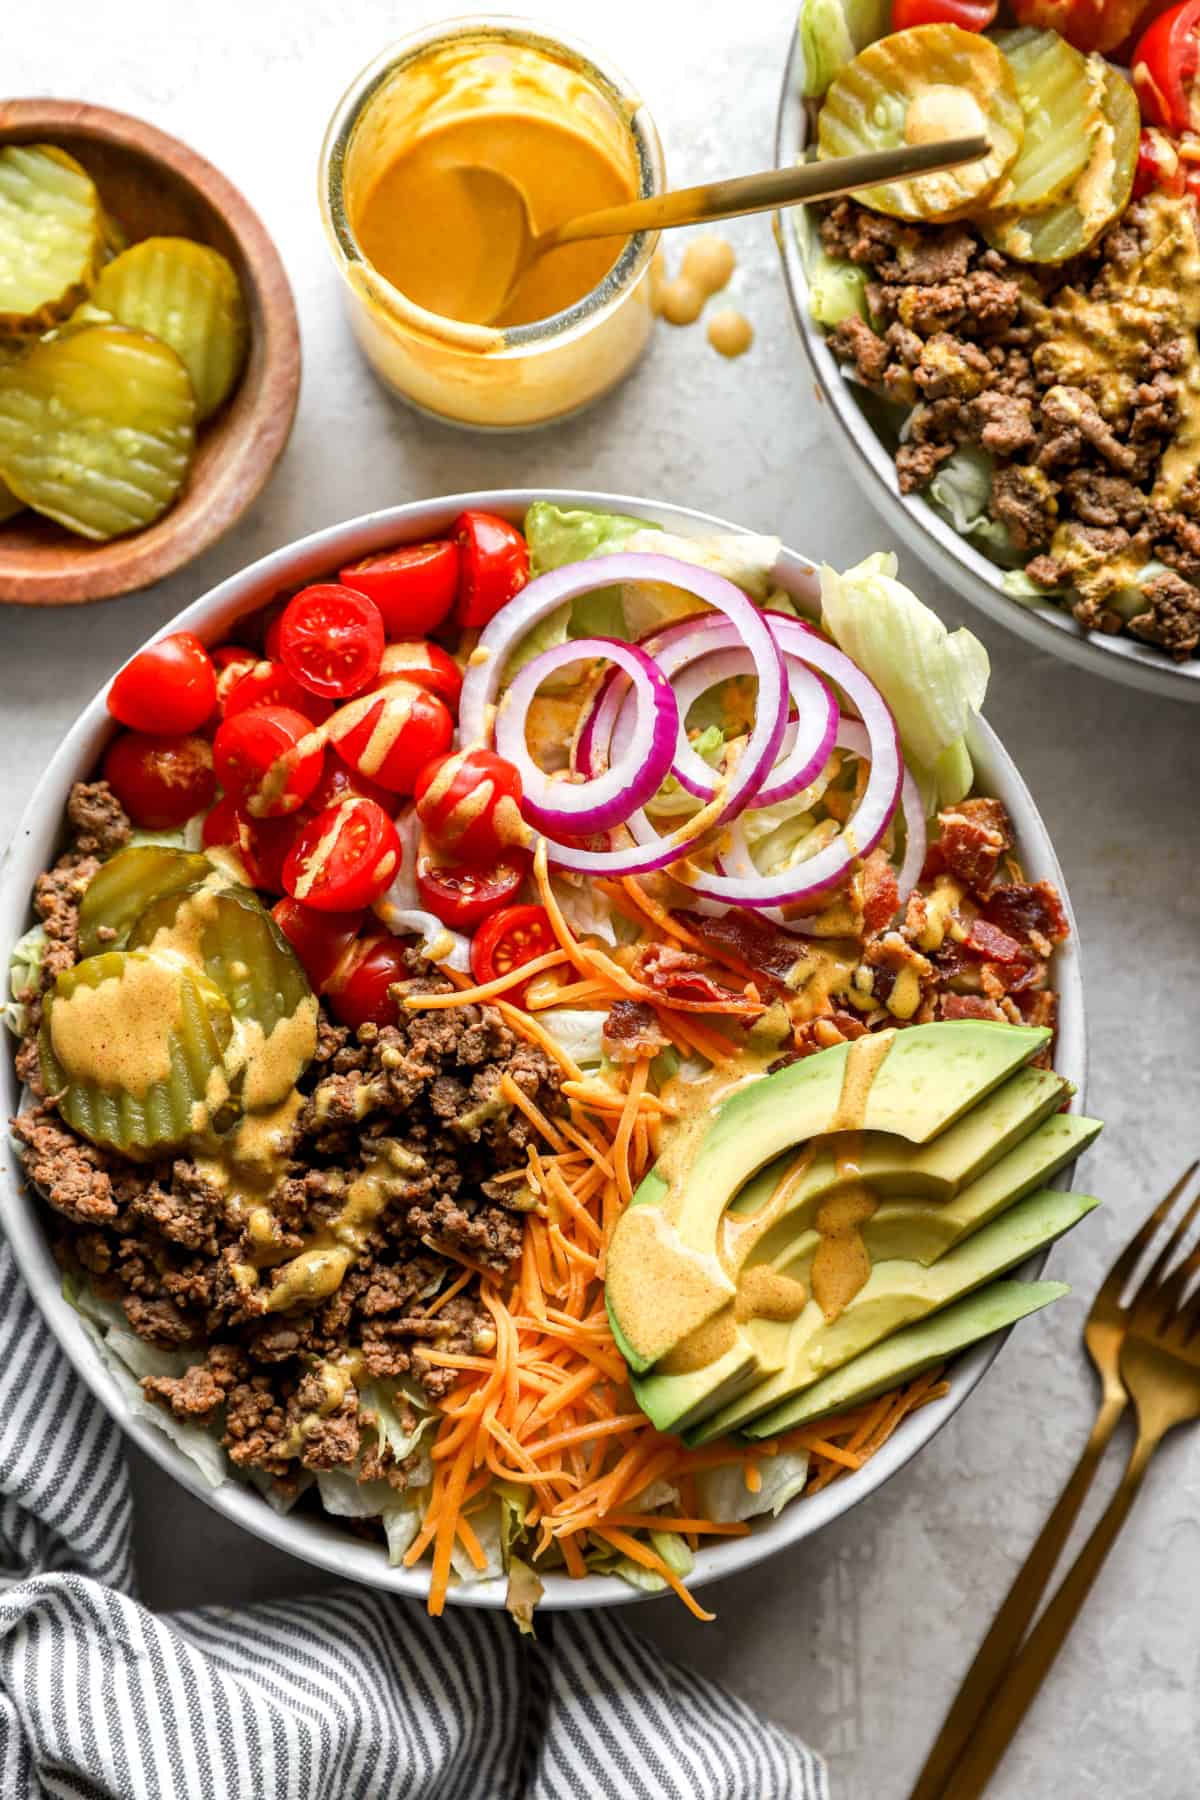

left=772, top=34, right=1200, bottom=705
left=0, top=487, right=1087, bottom=1611
left=0, top=97, right=301, bottom=607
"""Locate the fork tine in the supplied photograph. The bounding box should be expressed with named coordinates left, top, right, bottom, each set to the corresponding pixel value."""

left=1099, top=1160, right=1200, bottom=1307
left=1169, top=1249, right=1200, bottom=1344
left=1147, top=1233, right=1200, bottom=1336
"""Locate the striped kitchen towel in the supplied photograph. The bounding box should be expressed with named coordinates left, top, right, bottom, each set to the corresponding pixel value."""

left=0, top=1247, right=827, bottom=1800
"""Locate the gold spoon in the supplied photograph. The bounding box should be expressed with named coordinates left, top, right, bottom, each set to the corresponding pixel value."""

left=458, top=135, right=991, bottom=326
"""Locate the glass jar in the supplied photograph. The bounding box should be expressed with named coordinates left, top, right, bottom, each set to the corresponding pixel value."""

left=318, top=16, right=665, bottom=431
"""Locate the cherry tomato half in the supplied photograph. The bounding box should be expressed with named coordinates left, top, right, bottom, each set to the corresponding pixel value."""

left=330, top=681, right=454, bottom=795
left=212, top=645, right=258, bottom=709
left=891, top=0, right=996, bottom=23
left=306, top=756, right=395, bottom=814
left=414, top=748, right=526, bottom=862
left=282, top=797, right=401, bottom=912
left=213, top=704, right=325, bottom=818
left=202, top=795, right=304, bottom=893
left=339, top=540, right=459, bottom=638
left=278, top=584, right=385, bottom=701
left=1012, top=0, right=1147, bottom=53
left=271, top=896, right=365, bottom=990
left=103, top=731, right=216, bottom=829
left=377, top=640, right=463, bottom=710
left=1133, top=0, right=1200, bottom=131
left=470, top=903, right=555, bottom=1005
left=416, top=848, right=528, bottom=931
left=221, top=658, right=334, bottom=725
left=325, top=932, right=412, bottom=1028
left=451, top=510, right=529, bottom=629
left=107, top=632, right=217, bottom=735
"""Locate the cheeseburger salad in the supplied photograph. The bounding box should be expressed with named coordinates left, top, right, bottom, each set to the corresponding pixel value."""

left=7, top=503, right=1079, bottom=1621
left=797, top=0, right=1200, bottom=660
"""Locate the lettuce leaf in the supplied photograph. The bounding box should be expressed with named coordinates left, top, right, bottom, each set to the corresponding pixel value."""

left=449, top=1498, right=506, bottom=1583
left=536, top=1009, right=609, bottom=1068
left=926, top=447, right=1022, bottom=570
left=524, top=502, right=655, bottom=574
left=5, top=923, right=46, bottom=1037
left=798, top=0, right=890, bottom=97
left=373, top=807, right=472, bottom=971
left=695, top=1450, right=811, bottom=1522
left=820, top=553, right=989, bottom=808
left=505, top=1557, right=544, bottom=1635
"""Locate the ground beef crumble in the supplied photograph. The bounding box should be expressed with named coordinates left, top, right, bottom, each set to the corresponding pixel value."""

left=10, top=784, right=564, bottom=1496
left=820, top=196, right=1200, bottom=660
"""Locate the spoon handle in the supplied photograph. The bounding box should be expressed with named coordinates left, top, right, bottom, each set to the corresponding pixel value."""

left=546, top=136, right=992, bottom=249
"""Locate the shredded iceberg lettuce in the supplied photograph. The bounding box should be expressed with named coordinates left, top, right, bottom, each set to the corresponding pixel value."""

left=695, top=1451, right=812, bottom=1522
left=4, top=923, right=46, bottom=1036
left=926, top=448, right=1022, bottom=570
left=549, top=873, right=630, bottom=947
left=374, top=807, right=472, bottom=971
left=797, top=0, right=890, bottom=97
left=821, top=553, right=989, bottom=809
left=524, top=501, right=655, bottom=574
left=360, top=1377, right=437, bottom=1468
left=128, top=813, right=205, bottom=853
left=536, top=1009, right=609, bottom=1068
left=449, top=1497, right=507, bottom=1583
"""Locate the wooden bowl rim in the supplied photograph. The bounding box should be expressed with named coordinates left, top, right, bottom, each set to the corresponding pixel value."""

left=0, top=97, right=301, bottom=607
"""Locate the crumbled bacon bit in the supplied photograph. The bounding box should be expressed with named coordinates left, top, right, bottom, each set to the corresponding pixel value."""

left=935, top=798, right=1014, bottom=893
left=673, top=909, right=805, bottom=991
left=980, top=882, right=1069, bottom=953
left=964, top=918, right=1030, bottom=966
left=861, top=849, right=901, bottom=936
left=602, top=1000, right=670, bottom=1066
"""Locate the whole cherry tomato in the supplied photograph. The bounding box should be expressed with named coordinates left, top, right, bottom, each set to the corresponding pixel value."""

left=1012, top=0, right=1147, bottom=51
left=330, top=681, right=453, bottom=795
left=451, top=511, right=529, bottom=629
left=282, top=797, right=401, bottom=911
left=213, top=705, right=325, bottom=818
left=103, top=732, right=216, bottom=829
left=339, top=540, right=459, bottom=637
left=1133, top=0, right=1200, bottom=131
left=202, top=795, right=305, bottom=893
left=220, top=658, right=334, bottom=725
left=1132, top=125, right=1187, bottom=195
left=107, top=632, right=217, bottom=735
left=306, top=757, right=395, bottom=814
left=377, top=640, right=463, bottom=710
left=470, top=903, right=555, bottom=1005
left=325, top=931, right=412, bottom=1027
left=416, top=848, right=528, bottom=931
left=271, top=896, right=366, bottom=990
left=414, top=748, right=526, bottom=862
left=891, top=0, right=996, bottom=26
left=279, top=584, right=385, bottom=700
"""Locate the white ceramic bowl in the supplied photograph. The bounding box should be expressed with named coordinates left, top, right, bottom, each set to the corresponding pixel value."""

left=0, top=489, right=1086, bottom=1610
left=774, top=31, right=1200, bottom=705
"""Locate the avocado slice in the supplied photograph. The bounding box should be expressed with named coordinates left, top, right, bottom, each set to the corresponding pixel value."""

left=864, top=1111, right=1101, bottom=1267
left=607, top=1020, right=1051, bottom=1373
left=683, top=1187, right=1099, bottom=1443
left=743, top=1279, right=1070, bottom=1436
left=729, top=1064, right=1072, bottom=1274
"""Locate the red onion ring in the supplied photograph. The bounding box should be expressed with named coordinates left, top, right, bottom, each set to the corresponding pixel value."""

left=657, top=644, right=838, bottom=805
left=675, top=628, right=902, bottom=908
left=493, top=637, right=678, bottom=835
left=460, top=554, right=789, bottom=877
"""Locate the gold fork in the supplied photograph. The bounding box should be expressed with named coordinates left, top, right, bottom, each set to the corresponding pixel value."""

left=911, top=1161, right=1200, bottom=1800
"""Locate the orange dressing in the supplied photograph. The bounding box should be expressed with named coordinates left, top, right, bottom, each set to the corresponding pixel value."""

left=352, top=112, right=637, bottom=329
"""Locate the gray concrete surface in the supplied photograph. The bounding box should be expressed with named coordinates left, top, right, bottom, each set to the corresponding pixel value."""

left=4, top=3, right=1199, bottom=1793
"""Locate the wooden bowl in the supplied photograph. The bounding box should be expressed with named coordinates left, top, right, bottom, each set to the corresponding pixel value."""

left=0, top=99, right=301, bottom=607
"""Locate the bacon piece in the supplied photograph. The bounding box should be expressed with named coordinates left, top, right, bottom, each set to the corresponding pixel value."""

left=631, top=941, right=746, bottom=1007
left=980, top=882, right=1069, bottom=952
left=938, top=993, right=1008, bottom=1022
left=861, top=849, right=900, bottom=936
left=672, top=909, right=806, bottom=991
left=1013, top=988, right=1057, bottom=1030
left=601, top=1000, right=670, bottom=1066
left=964, top=917, right=1029, bottom=966
left=786, top=1009, right=872, bottom=1061
left=934, top=798, right=1014, bottom=894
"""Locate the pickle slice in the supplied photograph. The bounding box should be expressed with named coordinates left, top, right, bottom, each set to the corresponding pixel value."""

left=817, top=25, right=1023, bottom=221
left=128, top=887, right=317, bottom=1108
left=981, top=64, right=1138, bottom=263
left=991, top=30, right=1099, bottom=212
left=0, top=473, right=23, bottom=523
left=77, top=846, right=216, bottom=958
left=0, top=144, right=103, bottom=333
left=90, top=237, right=248, bottom=420
left=0, top=322, right=196, bottom=540
left=39, top=949, right=235, bottom=1157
